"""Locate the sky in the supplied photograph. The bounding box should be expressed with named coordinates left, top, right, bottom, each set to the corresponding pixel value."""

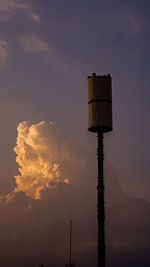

left=0, top=0, right=150, bottom=266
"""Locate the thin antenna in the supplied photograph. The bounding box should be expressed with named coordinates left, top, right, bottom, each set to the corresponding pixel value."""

left=69, top=220, right=72, bottom=267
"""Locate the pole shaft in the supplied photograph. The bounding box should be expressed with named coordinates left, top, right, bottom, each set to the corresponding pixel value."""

left=97, top=132, right=105, bottom=267
left=70, top=220, right=72, bottom=267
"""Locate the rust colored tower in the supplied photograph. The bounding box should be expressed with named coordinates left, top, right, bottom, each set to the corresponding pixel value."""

left=88, top=73, right=113, bottom=267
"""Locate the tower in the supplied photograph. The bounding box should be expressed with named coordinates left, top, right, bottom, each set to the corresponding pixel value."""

left=88, top=73, right=113, bottom=267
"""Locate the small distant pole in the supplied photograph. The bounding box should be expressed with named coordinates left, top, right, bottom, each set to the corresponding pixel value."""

left=69, top=220, right=72, bottom=267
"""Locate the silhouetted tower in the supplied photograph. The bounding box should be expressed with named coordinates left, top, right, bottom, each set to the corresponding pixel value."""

left=88, top=73, right=113, bottom=267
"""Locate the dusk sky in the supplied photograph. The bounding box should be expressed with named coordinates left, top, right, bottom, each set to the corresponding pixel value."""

left=0, top=0, right=150, bottom=266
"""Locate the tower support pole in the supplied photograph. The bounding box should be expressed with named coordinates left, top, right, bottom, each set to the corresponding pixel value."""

left=97, top=131, right=105, bottom=267
left=69, top=220, right=72, bottom=267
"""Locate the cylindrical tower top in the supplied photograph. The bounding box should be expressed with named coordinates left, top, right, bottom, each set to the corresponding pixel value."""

left=88, top=73, right=113, bottom=133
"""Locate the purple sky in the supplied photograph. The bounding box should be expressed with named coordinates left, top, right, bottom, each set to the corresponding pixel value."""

left=0, top=0, right=150, bottom=266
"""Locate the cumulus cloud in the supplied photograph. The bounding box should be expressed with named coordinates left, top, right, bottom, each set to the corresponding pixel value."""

left=0, top=127, right=150, bottom=266
left=0, top=39, right=9, bottom=67
left=20, top=34, right=50, bottom=53
left=1, top=156, right=150, bottom=267
left=7, top=121, right=77, bottom=200
left=0, top=0, right=40, bottom=22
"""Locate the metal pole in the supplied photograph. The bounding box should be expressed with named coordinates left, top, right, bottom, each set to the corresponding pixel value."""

left=97, top=132, right=105, bottom=267
left=69, top=220, right=72, bottom=267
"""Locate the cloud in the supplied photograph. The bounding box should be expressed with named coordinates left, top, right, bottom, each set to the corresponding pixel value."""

left=7, top=121, right=83, bottom=200
left=0, top=0, right=40, bottom=22
left=19, top=33, right=81, bottom=73
left=92, top=7, right=143, bottom=39
left=0, top=130, right=150, bottom=266
left=1, top=158, right=150, bottom=267
left=19, top=34, right=66, bottom=70
left=20, top=34, right=50, bottom=53
left=29, top=13, right=40, bottom=22
left=105, top=164, right=150, bottom=267
left=0, top=39, right=9, bottom=67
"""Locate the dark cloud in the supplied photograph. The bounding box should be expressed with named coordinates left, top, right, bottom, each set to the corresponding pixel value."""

left=105, top=165, right=150, bottom=267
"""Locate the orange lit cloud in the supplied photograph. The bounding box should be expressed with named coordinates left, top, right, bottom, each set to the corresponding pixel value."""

left=7, top=121, right=70, bottom=200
